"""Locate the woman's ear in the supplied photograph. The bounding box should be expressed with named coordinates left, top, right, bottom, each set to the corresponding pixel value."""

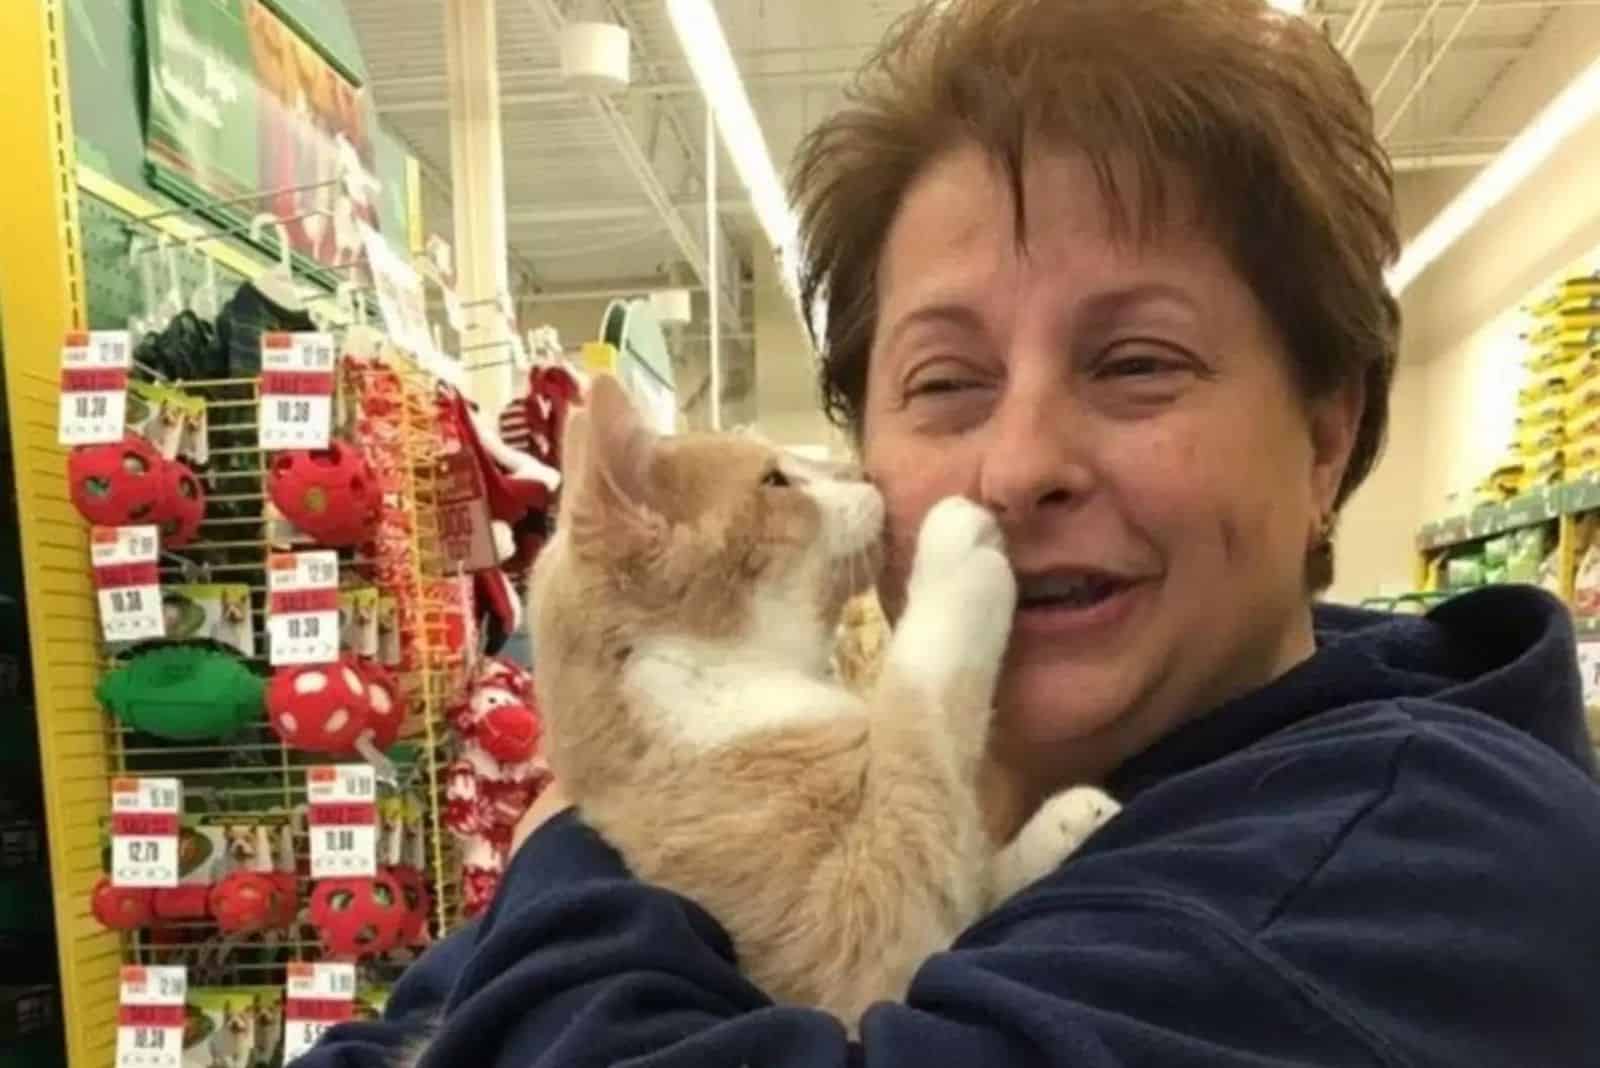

left=1308, top=378, right=1364, bottom=517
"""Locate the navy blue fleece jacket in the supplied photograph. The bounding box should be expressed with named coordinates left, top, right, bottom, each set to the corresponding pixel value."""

left=302, top=585, right=1600, bottom=1066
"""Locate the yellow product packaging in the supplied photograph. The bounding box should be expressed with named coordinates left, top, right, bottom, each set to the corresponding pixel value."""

left=1516, top=422, right=1565, bottom=458
left=1557, top=296, right=1600, bottom=329
left=1483, top=460, right=1525, bottom=502
left=1559, top=273, right=1600, bottom=299
left=1516, top=394, right=1573, bottom=434
left=1525, top=447, right=1564, bottom=487
left=1570, top=433, right=1600, bottom=477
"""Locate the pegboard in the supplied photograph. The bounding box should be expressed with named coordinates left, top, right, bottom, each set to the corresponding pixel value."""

left=77, top=192, right=254, bottom=333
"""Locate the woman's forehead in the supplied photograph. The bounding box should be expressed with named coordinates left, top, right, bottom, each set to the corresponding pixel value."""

left=874, top=147, right=1225, bottom=325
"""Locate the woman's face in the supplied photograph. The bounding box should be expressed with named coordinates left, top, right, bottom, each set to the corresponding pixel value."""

left=862, top=145, right=1359, bottom=795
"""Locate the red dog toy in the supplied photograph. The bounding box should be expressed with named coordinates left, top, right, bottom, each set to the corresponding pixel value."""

left=68, top=435, right=167, bottom=527
left=309, top=873, right=408, bottom=958
left=267, top=658, right=374, bottom=754
left=153, top=455, right=206, bottom=547
left=91, top=878, right=154, bottom=931
left=268, top=443, right=382, bottom=547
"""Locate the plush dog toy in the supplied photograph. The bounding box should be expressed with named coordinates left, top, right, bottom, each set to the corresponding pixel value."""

left=442, top=657, right=552, bottom=914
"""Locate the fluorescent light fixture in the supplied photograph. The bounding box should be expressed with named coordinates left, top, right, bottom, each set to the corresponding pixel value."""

left=1387, top=51, right=1600, bottom=295
left=665, top=0, right=796, bottom=259
left=1267, top=0, right=1307, bottom=13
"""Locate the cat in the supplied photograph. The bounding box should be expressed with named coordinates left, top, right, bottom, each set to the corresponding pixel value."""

left=523, top=374, right=1118, bottom=1031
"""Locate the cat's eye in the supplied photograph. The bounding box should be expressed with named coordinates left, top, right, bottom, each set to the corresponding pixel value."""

left=761, top=469, right=791, bottom=488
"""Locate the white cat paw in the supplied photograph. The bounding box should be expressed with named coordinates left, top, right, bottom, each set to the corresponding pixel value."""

left=891, top=499, right=1015, bottom=700
left=910, top=497, right=1004, bottom=591
left=989, top=787, right=1120, bottom=904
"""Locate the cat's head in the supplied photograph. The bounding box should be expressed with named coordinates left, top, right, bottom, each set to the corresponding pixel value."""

left=533, top=375, right=883, bottom=666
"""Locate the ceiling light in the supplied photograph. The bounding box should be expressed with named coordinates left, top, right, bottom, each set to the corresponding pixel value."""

left=664, top=0, right=796, bottom=260
left=1387, top=52, right=1600, bottom=295
left=1267, top=0, right=1307, bottom=13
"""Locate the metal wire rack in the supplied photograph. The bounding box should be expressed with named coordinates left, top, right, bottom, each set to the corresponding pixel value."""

left=81, top=354, right=470, bottom=991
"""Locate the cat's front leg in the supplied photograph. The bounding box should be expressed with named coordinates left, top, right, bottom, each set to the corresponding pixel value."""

left=885, top=496, right=1017, bottom=766
left=988, top=786, right=1120, bottom=905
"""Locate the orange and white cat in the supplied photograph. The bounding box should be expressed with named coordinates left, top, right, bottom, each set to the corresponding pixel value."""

left=527, top=374, right=1116, bottom=1030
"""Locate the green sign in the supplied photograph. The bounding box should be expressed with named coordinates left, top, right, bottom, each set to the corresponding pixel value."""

left=602, top=298, right=678, bottom=433
left=143, top=0, right=385, bottom=268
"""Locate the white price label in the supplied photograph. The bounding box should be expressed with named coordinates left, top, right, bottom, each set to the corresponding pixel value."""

left=1578, top=640, right=1600, bottom=709
left=259, top=332, right=336, bottom=450
left=268, top=551, right=340, bottom=665
left=307, top=765, right=377, bottom=878
left=92, top=526, right=165, bottom=642
left=116, top=965, right=185, bottom=1068
left=110, top=777, right=182, bottom=887
left=59, top=330, right=131, bottom=445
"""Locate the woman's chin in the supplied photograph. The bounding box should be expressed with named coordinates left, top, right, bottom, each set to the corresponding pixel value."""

left=994, top=661, right=1141, bottom=786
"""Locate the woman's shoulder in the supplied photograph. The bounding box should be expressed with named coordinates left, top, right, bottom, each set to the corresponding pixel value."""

left=1045, top=696, right=1600, bottom=933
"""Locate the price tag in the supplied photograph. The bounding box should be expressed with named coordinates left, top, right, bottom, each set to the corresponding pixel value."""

left=59, top=330, right=131, bottom=444
left=92, top=526, right=165, bottom=642
left=110, top=777, right=182, bottom=887
left=115, top=965, right=185, bottom=1068
left=260, top=332, right=336, bottom=450
left=283, top=961, right=356, bottom=1061
left=307, top=765, right=377, bottom=878
left=268, top=552, right=339, bottom=665
left=1578, top=640, right=1600, bottom=708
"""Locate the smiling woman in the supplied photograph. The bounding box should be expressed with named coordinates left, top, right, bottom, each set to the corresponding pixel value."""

left=293, top=2, right=1600, bottom=1066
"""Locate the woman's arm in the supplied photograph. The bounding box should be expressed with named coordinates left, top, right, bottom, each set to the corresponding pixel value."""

left=402, top=810, right=1393, bottom=1068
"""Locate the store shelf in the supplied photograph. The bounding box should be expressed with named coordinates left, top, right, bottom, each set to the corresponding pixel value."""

left=1415, top=478, right=1600, bottom=552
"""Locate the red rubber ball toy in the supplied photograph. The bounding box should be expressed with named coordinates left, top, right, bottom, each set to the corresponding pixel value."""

left=267, top=443, right=382, bottom=547
left=91, top=878, right=154, bottom=931
left=386, top=864, right=431, bottom=946
left=309, top=873, right=409, bottom=959
left=153, top=456, right=206, bottom=547
left=267, top=659, right=373, bottom=755
left=151, top=885, right=211, bottom=921
left=355, top=658, right=405, bottom=751
left=209, top=870, right=280, bottom=934
left=68, top=435, right=167, bottom=528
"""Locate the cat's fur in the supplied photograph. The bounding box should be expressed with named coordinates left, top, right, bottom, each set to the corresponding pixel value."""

left=521, top=375, right=1117, bottom=1030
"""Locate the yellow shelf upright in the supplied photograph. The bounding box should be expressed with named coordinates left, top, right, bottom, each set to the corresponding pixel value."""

left=0, top=2, right=121, bottom=1066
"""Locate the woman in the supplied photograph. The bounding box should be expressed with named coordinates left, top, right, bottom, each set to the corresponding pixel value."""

left=309, top=0, right=1600, bottom=1063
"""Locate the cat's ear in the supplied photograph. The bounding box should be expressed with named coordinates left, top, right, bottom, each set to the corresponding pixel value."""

left=563, top=375, right=663, bottom=552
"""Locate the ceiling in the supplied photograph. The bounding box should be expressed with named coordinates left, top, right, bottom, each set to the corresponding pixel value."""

left=345, top=0, right=1598, bottom=411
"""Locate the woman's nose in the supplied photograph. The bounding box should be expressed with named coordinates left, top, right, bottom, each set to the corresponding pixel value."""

left=976, top=384, right=1091, bottom=523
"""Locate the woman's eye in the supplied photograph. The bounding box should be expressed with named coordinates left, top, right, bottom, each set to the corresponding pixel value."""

left=1099, top=352, right=1187, bottom=378
left=905, top=377, right=977, bottom=398
left=761, top=469, right=790, bottom=488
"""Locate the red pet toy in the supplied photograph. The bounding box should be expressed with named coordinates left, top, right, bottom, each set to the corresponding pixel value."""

left=309, top=872, right=409, bottom=958
left=68, top=435, right=167, bottom=527
left=267, top=657, right=374, bottom=755
left=268, top=443, right=382, bottom=547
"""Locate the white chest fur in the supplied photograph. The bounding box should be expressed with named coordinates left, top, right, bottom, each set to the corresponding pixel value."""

left=623, top=636, right=861, bottom=750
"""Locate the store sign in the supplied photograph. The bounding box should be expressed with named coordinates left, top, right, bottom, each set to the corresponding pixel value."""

left=306, top=765, right=377, bottom=878
left=259, top=331, right=335, bottom=449
left=92, top=526, right=166, bottom=643
left=362, top=223, right=437, bottom=364
left=142, top=0, right=379, bottom=271
left=283, top=962, right=356, bottom=1061
left=268, top=551, right=339, bottom=665
left=437, top=449, right=497, bottom=573
left=110, top=777, right=182, bottom=888
left=602, top=298, right=678, bottom=433
left=58, top=330, right=132, bottom=445
left=116, top=965, right=186, bottom=1068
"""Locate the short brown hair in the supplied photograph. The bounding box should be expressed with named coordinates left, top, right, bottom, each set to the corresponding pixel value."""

left=790, top=0, right=1401, bottom=589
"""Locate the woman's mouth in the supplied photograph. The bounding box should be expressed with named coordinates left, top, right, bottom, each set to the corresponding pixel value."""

left=1014, top=569, right=1147, bottom=638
